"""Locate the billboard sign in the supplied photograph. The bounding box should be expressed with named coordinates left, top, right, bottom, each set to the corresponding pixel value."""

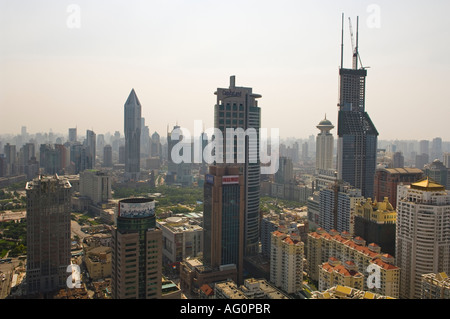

left=222, top=175, right=239, bottom=185
left=119, top=200, right=155, bottom=218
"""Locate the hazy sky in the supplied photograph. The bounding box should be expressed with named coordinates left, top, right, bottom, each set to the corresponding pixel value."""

left=1, top=0, right=450, bottom=141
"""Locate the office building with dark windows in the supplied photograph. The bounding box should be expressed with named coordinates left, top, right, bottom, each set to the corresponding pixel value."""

left=214, top=76, right=261, bottom=256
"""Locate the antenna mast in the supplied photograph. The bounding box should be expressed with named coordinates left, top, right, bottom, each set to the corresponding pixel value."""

left=340, top=13, right=344, bottom=69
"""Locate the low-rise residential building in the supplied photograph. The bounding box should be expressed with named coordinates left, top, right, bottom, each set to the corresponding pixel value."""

left=157, top=216, right=203, bottom=269
left=84, top=246, right=112, bottom=280
left=311, top=285, right=395, bottom=299
left=307, top=228, right=400, bottom=298
left=421, top=272, right=450, bottom=299
left=319, top=258, right=364, bottom=292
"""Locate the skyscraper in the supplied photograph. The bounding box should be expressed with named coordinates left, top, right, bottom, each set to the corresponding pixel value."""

left=103, top=144, right=113, bottom=168
left=336, top=15, right=378, bottom=198
left=111, top=198, right=162, bottom=299
left=203, top=165, right=245, bottom=284
left=396, top=179, right=450, bottom=299
left=68, top=128, right=77, bottom=143
left=25, top=175, right=72, bottom=295
left=316, top=115, right=335, bottom=171
left=124, top=89, right=142, bottom=181
left=85, top=129, right=96, bottom=169
left=431, top=137, right=442, bottom=162
left=214, top=75, right=261, bottom=256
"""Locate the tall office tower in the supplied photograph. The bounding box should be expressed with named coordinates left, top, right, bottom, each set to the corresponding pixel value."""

left=68, top=128, right=77, bottom=143
left=151, top=131, right=161, bottom=157
left=319, top=181, right=363, bottom=234
left=203, top=165, right=245, bottom=284
left=25, top=175, right=72, bottom=295
left=275, top=156, right=293, bottom=184
left=124, top=89, right=142, bottom=181
left=419, top=140, right=430, bottom=158
left=354, top=197, right=396, bottom=256
left=336, top=15, right=378, bottom=198
left=270, top=230, right=304, bottom=294
left=85, top=130, right=96, bottom=169
left=140, top=117, right=151, bottom=158
left=111, top=198, right=162, bottom=299
left=423, top=159, right=449, bottom=189
left=103, top=144, right=113, bottom=167
left=214, top=75, right=261, bottom=256
left=373, top=167, right=424, bottom=209
left=396, top=179, right=450, bottom=299
left=431, top=137, right=442, bottom=161
left=316, top=115, right=335, bottom=170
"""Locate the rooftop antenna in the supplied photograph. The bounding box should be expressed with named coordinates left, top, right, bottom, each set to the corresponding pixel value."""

left=340, top=13, right=344, bottom=69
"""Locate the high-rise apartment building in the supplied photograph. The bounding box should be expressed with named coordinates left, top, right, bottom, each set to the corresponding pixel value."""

left=25, top=175, right=72, bottom=295
left=111, top=198, right=162, bottom=299
left=336, top=15, right=378, bottom=198
left=124, top=89, right=142, bottom=181
left=214, top=75, right=261, bottom=256
left=396, top=179, right=450, bottom=299
left=270, top=230, right=304, bottom=294
left=319, top=182, right=363, bottom=234
left=203, top=165, right=245, bottom=284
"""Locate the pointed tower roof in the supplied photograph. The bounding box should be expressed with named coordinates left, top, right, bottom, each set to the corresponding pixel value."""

left=411, top=177, right=445, bottom=191
left=125, top=88, right=141, bottom=107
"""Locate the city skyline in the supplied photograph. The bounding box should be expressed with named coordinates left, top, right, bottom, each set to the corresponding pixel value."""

left=1, top=1, right=450, bottom=140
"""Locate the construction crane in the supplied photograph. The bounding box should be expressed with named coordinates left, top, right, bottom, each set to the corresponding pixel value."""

left=348, top=17, right=365, bottom=70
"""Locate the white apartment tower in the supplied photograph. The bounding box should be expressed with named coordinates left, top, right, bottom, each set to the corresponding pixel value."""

left=316, top=115, right=334, bottom=171
left=396, top=178, right=450, bottom=299
left=270, top=230, right=304, bottom=294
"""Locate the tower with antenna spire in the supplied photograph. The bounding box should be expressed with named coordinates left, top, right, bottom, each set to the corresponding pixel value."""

left=336, top=13, right=378, bottom=198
